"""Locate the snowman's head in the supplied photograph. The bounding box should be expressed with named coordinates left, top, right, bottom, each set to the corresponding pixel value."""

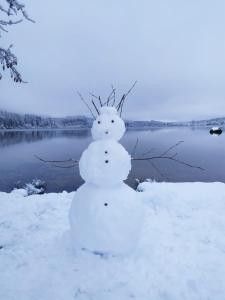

left=91, top=106, right=126, bottom=141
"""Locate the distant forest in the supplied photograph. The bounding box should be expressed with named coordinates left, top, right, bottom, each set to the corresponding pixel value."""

left=0, top=110, right=224, bottom=130
left=0, top=111, right=92, bottom=129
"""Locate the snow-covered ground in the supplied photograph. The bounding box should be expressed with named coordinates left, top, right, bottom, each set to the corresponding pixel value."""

left=1, top=182, right=225, bottom=300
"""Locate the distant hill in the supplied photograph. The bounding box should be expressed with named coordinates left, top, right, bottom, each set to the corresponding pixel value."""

left=0, top=110, right=224, bottom=130
left=0, top=111, right=92, bottom=130
left=126, top=117, right=225, bottom=129
left=186, top=117, right=225, bottom=127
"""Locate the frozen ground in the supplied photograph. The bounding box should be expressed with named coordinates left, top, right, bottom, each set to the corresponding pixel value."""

left=0, top=182, right=225, bottom=300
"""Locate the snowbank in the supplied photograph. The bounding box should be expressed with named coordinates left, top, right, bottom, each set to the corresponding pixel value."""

left=0, top=182, right=225, bottom=300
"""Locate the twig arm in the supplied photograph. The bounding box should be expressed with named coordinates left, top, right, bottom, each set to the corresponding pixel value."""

left=132, top=141, right=205, bottom=171
left=34, top=155, right=78, bottom=164
left=132, top=156, right=204, bottom=171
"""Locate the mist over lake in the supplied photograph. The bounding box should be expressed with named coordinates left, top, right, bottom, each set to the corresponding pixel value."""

left=0, top=127, right=224, bottom=193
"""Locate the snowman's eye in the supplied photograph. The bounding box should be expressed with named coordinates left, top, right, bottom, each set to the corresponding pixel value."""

left=105, top=160, right=109, bottom=163
left=98, top=121, right=101, bottom=124
left=104, top=203, right=108, bottom=206
left=105, top=151, right=108, bottom=154
left=111, top=120, right=114, bottom=123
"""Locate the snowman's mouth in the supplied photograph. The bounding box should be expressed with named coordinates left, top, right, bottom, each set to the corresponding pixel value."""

left=105, top=131, right=109, bottom=135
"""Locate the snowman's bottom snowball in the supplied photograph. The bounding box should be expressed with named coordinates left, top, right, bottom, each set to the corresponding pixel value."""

left=69, top=183, right=143, bottom=255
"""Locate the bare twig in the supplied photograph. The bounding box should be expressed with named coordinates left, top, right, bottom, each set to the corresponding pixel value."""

left=117, top=81, right=137, bottom=116
left=77, top=92, right=96, bottom=119
left=98, top=96, right=102, bottom=107
left=147, top=160, right=170, bottom=181
left=101, top=86, right=116, bottom=107
left=119, top=97, right=127, bottom=117
left=160, top=140, right=184, bottom=157
left=117, top=94, right=125, bottom=114
left=52, top=164, right=78, bottom=169
left=89, top=93, right=102, bottom=107
left=131, top=138, right=139, bottom=156
left=121, top=81, right=137, bottom=104
left=112, top=85, right=116, bottom=106
left=132, top=141, right=205, bottom=171
left=34, top=155, right=78, bottom=164
left=141, top=148, right=155, bottom=156
left=132, top=155, right=204, bottom=171
left=34, top=155, right=79, bottom=169
left=92, top=100, right=100, bottom=115
left=89, top=93, right=99, bottom=100
left=106, top=86, right=116, bottom=106
left=84, top=83, right=135, bottom=115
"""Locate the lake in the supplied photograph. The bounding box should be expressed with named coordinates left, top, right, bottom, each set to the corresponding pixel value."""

left=0, top=127, right=224, bottom=193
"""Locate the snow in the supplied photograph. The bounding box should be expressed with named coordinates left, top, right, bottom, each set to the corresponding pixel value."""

left=1, top=182, right=225, bottom=300
left=99, top=106, right=118, bottom=115
left=70, top=183, right=143, bottom=254
left=91, top=106, right=126, bottom=141
left=79, top=139, right=131, bottom=187
left=211, top=127, right=221, bottom=131
left=11, top=188, right=28, bottom=197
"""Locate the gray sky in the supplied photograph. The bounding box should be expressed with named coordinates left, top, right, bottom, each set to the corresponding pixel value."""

left=0, top=0, right=225, bottom=121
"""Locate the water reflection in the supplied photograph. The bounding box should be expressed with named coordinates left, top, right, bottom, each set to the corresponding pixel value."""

left=0, top=129, right=91, bottom=148
left=0, top=127, right=224, bottom=193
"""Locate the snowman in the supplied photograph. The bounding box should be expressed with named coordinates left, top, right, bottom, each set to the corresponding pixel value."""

left=69, top=105, right=143, bottom=255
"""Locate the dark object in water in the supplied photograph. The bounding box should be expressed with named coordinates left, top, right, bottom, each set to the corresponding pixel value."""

left=209, top=127, right=222, bottom=135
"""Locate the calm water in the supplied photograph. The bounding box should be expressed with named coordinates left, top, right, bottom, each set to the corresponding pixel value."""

left=0, top=127, right=224, bottom=193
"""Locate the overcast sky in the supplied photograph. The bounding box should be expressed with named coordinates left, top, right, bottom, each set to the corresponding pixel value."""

left=0, top=0, right=225, bottom=121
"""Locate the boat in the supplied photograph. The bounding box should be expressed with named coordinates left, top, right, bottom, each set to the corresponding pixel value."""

left=209, top=127, right=223, bottom=135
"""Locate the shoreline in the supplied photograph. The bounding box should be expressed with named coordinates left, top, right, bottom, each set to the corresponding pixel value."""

left=0, top=125, right=215, bottom=132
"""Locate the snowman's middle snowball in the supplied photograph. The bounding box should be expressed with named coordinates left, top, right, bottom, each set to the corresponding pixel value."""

left=79, top=139, right=131, bottom=188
